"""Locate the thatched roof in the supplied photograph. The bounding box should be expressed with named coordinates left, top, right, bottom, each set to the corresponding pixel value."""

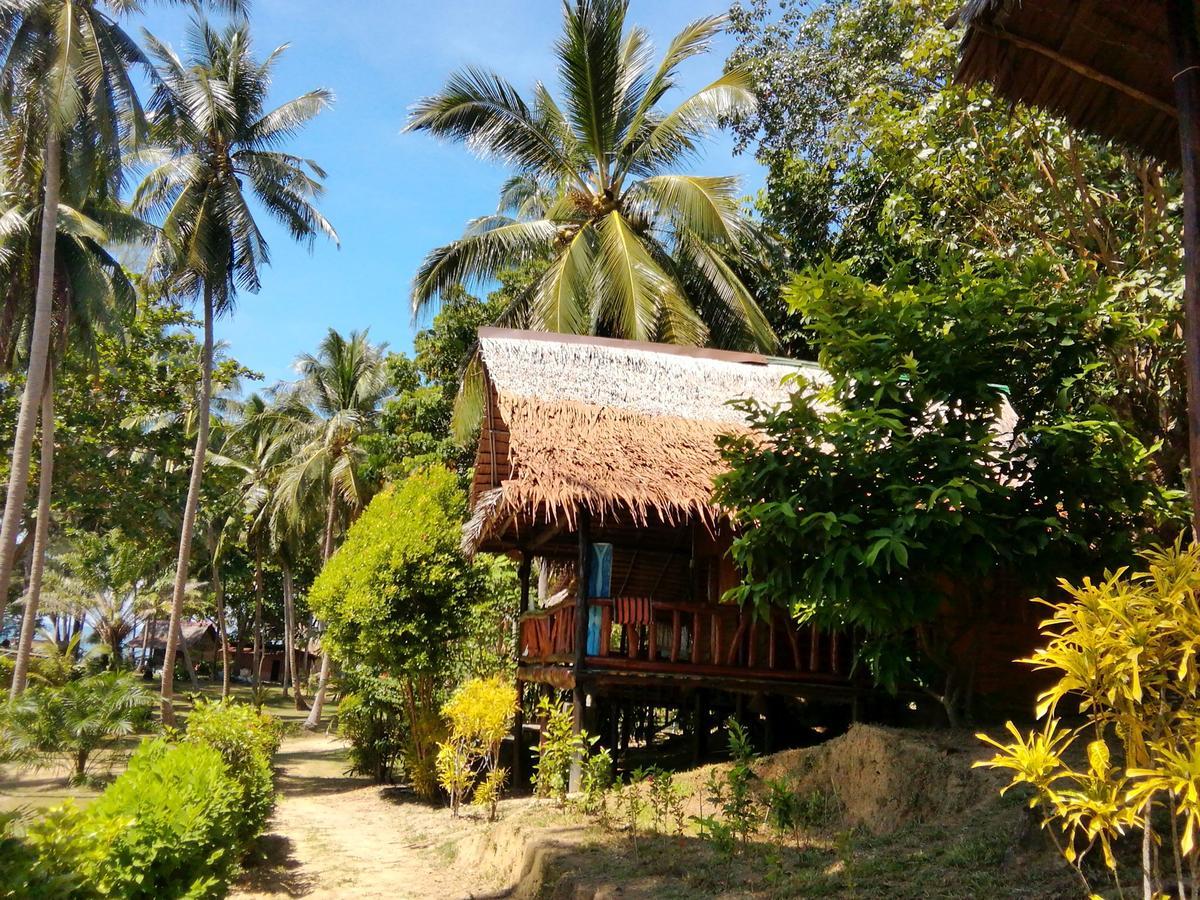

left=465, top=329, right=821, bottom=554
left=145, top=620, right=217, bottom=650
left=954, top=0, right=1179, bottom=165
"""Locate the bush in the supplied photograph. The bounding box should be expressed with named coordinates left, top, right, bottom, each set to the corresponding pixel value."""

left=4, top=713, right=281, bottom=899
left=978, top=540, right=1200, bottom=895
left=338, top=672, right=407, bottom=784
left=185, top=699, right=282, bottom=840
left=16, top=740, right=242, bottom=898
left=436, top=676, right=517, bottom=819
left=531, top=697, right=590, bottom=803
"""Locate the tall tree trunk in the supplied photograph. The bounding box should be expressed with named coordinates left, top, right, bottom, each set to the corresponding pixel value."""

left=282, top=560, right=307, bottom=709
left=160, top=285, right=214, bottom=726
left=213, top=564, right=230, bottom=699
left=0, top=131, right=60, bottom=617
left=303, top=487, right=339, bottom=730
left=280, top=561, right=292, bottom=699
left=177, top=618, right=201, bottom=691
left=252, top=542, right=265, bottom=691
left=10, top=368, right=54, bottom=698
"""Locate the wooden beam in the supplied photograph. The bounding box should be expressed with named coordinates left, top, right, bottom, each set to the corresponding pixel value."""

left=570, top=507, right=591, bottom=793
left=973, top=22, right=1177, bottom=119
left=1169, top=0, right=1200, bottom=530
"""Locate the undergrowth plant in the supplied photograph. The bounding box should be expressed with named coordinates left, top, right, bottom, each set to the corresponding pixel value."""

left=530, top=696, right=591, bottom=803
left=693, top=718, right=760, bottom=858
left=579, top=746, right=615, bottom=827
left=977, top=540, right=1200, bottom=898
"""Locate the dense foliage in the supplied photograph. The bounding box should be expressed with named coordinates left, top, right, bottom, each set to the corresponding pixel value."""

left=183, top=699, right=283, bottom=841
left=716, top=258, right=1181, bottom=715
left=1, top=700, right=281, bottom=897
left=307, top=466, right=474, bottom=674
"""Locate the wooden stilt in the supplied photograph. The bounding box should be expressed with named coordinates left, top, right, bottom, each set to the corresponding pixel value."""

left=512, top=552, right=532, bottom=790
left=1169, top=0, right=1200, bottom=531
left=569, top=509, right=591, bottom=793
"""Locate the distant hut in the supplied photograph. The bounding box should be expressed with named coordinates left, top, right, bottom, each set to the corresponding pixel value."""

left=143, top=620, right=220, bottom=673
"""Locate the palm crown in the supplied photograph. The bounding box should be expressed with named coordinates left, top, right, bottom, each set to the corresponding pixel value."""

left=407, top=0, right=776, bottom=351
left=134, top=18, right=338, bottom=310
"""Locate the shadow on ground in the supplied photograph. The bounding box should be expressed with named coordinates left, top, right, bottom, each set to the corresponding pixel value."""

left=236, top=834, right=319, bottom=898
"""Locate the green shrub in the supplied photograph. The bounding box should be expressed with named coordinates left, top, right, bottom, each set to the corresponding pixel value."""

left=531, top=697, right=589, bottom=802
left=338, top=676, right=406, bottom=784
left=185, top=699, right=282, bottom=840
left=83, top=739, right=242, bottom=897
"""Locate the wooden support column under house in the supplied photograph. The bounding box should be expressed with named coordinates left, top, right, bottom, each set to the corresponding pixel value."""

left=1169, top=0, right=1200, bottom=529
left=511, top=550, right=532, bottom=789
left=569, top=508, right=590, bottom=793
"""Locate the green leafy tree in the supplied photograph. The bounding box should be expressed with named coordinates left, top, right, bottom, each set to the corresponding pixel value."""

left=134, top=17, right=337, bottom=724
left=727, top=0, right=1185, bottom=488
left=407, top=0, right=775, bottom=354
left=308, top=467, right=476, bottom=785
left=715, top=258, right=1181, bottom=721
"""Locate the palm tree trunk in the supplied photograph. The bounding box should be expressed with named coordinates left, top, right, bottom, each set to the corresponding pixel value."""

left=303, top=487, right=340, bottom=730
left=282, top=560, right=307, bottom=709
left=10, top=368, right=55, bottom=698
left=159, top=284, right=214, bottom=726
left=281, top=567, right=292, bottom=699
left=0, top=130, right=60, bottom=618
left=252, top=543, right=265, bottom=691
left=213, top=566, right=231, bottom=699
left=177, top=618, right=201, bottom=691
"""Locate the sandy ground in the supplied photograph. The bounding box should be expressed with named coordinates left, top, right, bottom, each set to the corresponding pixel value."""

left=231, top=732, right=531, bottom=900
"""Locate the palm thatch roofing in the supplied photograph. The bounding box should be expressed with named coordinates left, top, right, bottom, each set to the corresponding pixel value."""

left=464, top=328, right=822, bottom=555
left=144, top=620, right=218, bottom=650
left=953, top=0, right=1180, bottom=165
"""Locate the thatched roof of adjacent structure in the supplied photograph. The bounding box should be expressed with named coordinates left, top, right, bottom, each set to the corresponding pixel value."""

left=954, top=0, right=1179, bottom=165
left=145, top=620, right=217, bottom=650
left=464, top=329, right=822, bottom=555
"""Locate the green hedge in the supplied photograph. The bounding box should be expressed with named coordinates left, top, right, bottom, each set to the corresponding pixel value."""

left=0, top=701, right=281, bottom=899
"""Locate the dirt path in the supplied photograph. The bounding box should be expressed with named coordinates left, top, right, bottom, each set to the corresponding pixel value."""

left=232, top=733, right=519, bottom=899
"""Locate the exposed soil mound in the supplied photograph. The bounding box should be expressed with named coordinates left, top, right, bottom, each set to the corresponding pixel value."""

left=752, top=723, right=1000, bottom=835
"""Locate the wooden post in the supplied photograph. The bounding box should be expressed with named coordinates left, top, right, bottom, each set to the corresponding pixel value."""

left=569, top=508, right=591, bottom=793
left=1169, top=0, right=1200, bottom=531
left=513, top=551, right=532, bottom=790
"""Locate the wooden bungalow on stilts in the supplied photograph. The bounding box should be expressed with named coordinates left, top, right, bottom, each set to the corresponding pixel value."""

left=461, top=328, right=862, bottom=789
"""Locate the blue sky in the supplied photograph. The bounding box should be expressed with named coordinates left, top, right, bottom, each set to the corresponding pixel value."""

left=135, top=0, right=765, bottom=386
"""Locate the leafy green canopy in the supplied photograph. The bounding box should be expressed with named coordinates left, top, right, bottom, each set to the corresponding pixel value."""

left=728, top=0, right=1185, bottom=495
left=407, top=0, right=776, bottom=352
left=715, top=258, right=1182, bottom=693
left=306, top=466, right=475, bottom=676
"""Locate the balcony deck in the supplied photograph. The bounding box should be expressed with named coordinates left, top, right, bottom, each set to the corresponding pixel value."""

left=517, top=596, right=855, bottom=696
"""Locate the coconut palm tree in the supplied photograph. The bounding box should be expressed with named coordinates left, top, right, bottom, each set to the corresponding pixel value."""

left=272, top=329, right=391, bottom=728
left=0, top=0, right=244, bottom=692
left=134, top=18, right=337, bottom=724
left=2, top=137, right=147, bottom=698
left=406, top=1, right=774, bottom=356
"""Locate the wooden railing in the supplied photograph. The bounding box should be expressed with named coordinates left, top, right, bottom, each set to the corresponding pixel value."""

left=518, top=597, right=850, bottom=681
